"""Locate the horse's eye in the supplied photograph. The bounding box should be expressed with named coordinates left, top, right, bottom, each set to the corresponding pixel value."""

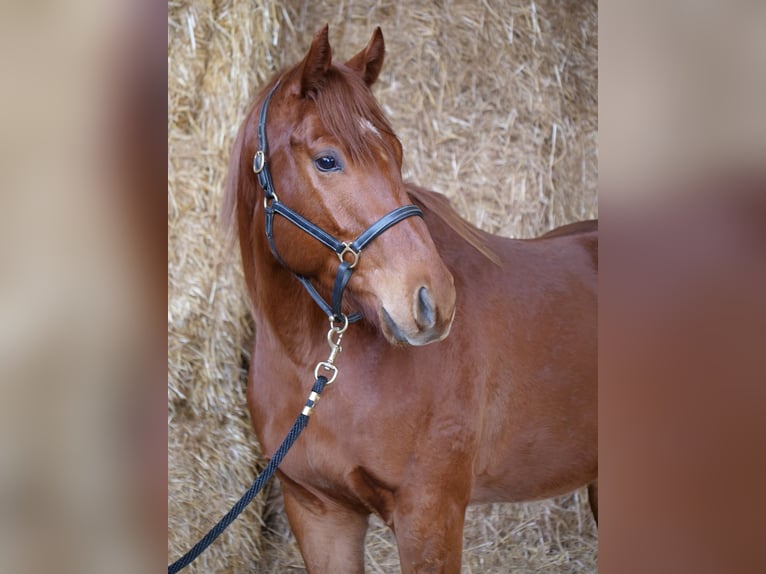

left=314, top=155, right=341, bottom=173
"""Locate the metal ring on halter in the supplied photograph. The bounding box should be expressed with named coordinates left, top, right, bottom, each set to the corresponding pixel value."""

left=263, top=192, right=280, bottom=209
left=329, top=313, right=349, bottom=334
left=337, top=243, right=360, bottom=269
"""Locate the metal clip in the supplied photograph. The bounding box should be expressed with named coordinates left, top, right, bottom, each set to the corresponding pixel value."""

left=314, top=361, right=339, bottom=385
left=327, top=327, right=344, bottom=352
left=312, top=315, right=348, bottom=386
left=305, top=315, right=349, bottom=417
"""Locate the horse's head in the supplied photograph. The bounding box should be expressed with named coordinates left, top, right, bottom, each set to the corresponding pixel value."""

left=225, top=26, right=455, bottom=346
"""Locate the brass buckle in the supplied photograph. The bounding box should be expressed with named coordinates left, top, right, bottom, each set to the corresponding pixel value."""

left=253, top=150, right=265, bottom=174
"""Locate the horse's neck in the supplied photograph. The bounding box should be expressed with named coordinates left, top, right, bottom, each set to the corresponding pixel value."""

left=250, top=243, right=329, bottom=362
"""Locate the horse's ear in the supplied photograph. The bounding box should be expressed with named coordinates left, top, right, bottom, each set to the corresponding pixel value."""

left=300, top=25, right=332, bottom=95
left=345, top=27, right=385, bottom=87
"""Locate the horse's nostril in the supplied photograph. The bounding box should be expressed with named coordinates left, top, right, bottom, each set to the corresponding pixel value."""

left=417, top=286, right=436, bottom=329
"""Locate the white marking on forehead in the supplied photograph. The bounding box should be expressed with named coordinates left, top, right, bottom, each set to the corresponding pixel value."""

left=358, top=117, right=381, bottom=138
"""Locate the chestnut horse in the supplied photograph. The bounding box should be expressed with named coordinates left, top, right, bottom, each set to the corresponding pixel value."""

left=224, top=26, right=597, bottom=573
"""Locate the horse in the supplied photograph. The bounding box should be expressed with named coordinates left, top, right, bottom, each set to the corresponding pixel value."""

left=223, top=25, right=597, bottom=573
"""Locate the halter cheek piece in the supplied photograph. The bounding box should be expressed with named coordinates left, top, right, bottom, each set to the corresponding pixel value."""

left=253, top=82, right=423, bottom=324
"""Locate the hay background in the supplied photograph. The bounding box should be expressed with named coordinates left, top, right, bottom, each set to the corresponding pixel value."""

left=168, top=0, right=597, bottom=572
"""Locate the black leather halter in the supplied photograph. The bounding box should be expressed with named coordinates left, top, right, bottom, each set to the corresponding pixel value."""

left=252, top=81, right=424, bottom=324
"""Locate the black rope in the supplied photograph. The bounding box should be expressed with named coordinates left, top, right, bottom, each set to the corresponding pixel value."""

left=168, top=376, right=329, bottom=574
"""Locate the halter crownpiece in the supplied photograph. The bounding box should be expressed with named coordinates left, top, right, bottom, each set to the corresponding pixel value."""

left=253, top=81, right=424, bottom=324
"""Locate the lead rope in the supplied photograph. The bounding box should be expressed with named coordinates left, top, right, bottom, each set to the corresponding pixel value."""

left=167, top=316, right=348, bottom=574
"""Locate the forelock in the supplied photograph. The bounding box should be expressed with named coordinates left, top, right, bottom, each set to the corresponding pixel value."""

left=310, top=67, right=399, bottom=164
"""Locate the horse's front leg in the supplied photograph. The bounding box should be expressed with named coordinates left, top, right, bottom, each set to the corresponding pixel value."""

left=392, top=479, right=470, bottom=574
left=281, top=477, right=369, bottom=573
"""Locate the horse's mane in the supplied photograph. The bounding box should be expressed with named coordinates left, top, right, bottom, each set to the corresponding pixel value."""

left=539, top=219, right=598, bottom=238
left=405, top=183, right=500, bottom=266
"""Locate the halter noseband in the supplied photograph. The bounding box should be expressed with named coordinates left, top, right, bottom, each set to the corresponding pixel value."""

left=252, top=81, right=424, bottom=324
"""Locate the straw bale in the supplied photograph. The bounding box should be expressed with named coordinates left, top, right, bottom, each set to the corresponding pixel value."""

left=168, top=0, right=285, bottom=570
left=279, top=0, right=598, bottom=237
left=168, top=0, right=597, bottom=572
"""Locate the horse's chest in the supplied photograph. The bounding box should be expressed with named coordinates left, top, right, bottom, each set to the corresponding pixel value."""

left=247, top=359, right=375, bottom=463
left=263, top=410, right=397, bottom=520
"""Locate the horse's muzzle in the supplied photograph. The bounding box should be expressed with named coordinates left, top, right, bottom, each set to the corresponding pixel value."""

left=380, top=283, right=455, bottom=346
